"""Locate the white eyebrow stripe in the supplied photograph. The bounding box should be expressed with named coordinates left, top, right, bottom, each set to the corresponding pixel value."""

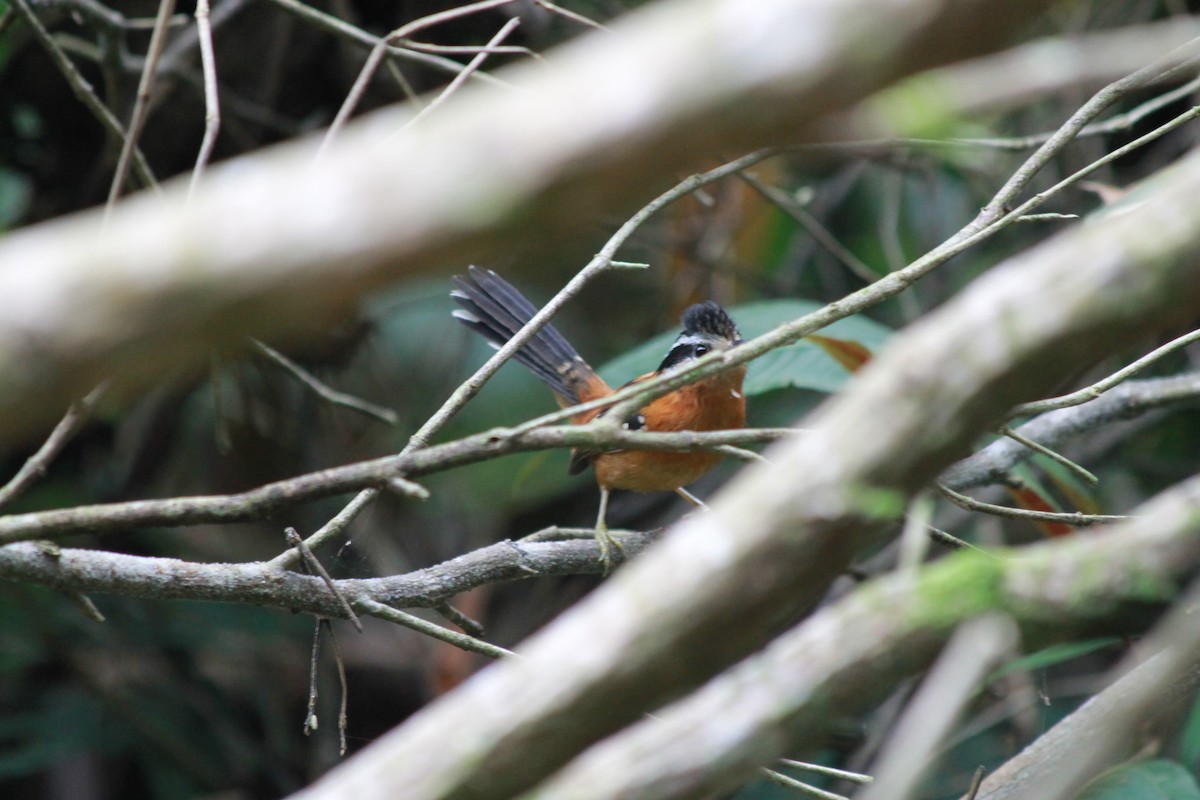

left=673, top=333, right=709, bottom=347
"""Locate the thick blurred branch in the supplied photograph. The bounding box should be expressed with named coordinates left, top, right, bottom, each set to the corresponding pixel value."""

left=4, top=2, right=1200, bottom=796
left=0, top=0, right=1046, bottom=441
left=968, top=578, right=1200, bottom=800
left=287, top=141, right=1200, bottom=800
left=531, top=476, right=1200, bottom=799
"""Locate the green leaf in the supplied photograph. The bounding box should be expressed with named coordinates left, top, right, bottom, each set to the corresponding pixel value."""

left=1033, top=452, right=1102, bottom=515
left=1179, top=693, right=1200, bottom=770
left=598, top=299, right=892, bottom=396
left=989, top=637, right=1122, bottom=681
left=0, top=167, right=32, bottom=231
left=1077, top=760, right=1200, bottom=800
left=1006, top=461, right=1062, bottom=510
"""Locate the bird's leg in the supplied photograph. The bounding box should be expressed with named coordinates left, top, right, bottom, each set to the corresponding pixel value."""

left=594, top=486, right=624, bottom=574
left=675, top=486, right=709, bottom=510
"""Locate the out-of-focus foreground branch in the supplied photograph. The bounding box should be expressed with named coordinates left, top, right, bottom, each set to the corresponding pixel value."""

left=967, top=574, right=1200, bottom=800
left=287, top=143, right=1200, bottom=799
left=532, top=476, right=1200, bottom=799
left=0, top=0, right=1045, bottom=441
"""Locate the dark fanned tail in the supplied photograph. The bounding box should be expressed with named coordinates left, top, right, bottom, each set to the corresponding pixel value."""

left=450, top=266, right=598, bottom=405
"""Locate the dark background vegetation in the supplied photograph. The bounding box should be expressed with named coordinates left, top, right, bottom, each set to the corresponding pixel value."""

left=3, top=1, right=1200, bottom=798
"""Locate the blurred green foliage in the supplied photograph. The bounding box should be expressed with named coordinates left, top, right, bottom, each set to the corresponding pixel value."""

left=1077, top=760, right=1200, bottom=800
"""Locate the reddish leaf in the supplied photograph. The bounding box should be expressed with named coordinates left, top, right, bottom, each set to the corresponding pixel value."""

left=1036, top=456, right=1103, bottom=516
left=1006, top=485, right=1073, bottom=538
left=432, top=586, right=491, bottom=695
left=806, top=334, right=873, bottom=373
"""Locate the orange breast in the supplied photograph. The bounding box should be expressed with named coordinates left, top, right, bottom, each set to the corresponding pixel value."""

left=592, top=367, right=746, bottom=492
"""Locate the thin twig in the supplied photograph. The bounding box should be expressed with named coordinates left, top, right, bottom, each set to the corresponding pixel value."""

left=156, top=0, right=250, bottom=84
left=1015, top=213, right=1078, bottom=222
left=187, top=0, right=220, bottom=201
left=106, top=0, right=178, bottom=216
left=304, top=619, right=322, bottom=735
left=282, top=426, right=782, bottom=561
left=384, top=59, right=422, bottom=106
left=64, top=589, right=106, bottom=622
left=0, top=383, right=108, bottom=511
left=435, top=602, right=485, bottom=637
left=714, top=445, right=768, bottom=463
left=934, top=71, right=1200, bottom=152
left=998, top=425, right=1098, bottom=485
left=398, top=40, right=536, bottom=59
left=1010, top=327, right=1200, bottom=418
left=287, top=528, right=363, bottom=632
left=323, top=618, right=350, bottom=756
left=978, top=42, right=1200, bottom=223
left=964, top=766, right=986, bottom=800
left=319, top=0, right=516, bottom=156
left=591, top=100, right=1200, bottom=430
left=278, top=149, right=781, bottom=565
left=521, top=525, right=646, bottom=542
left=0, top=419, right=1060, bottom=545
left=776, top=761, right=873, bottom=785
left=739, top=171, right=878, bottom=282
left=9, top=0, right=157, bottom=190
left=532, top=0, right=611, bottom=34
left=264, top=0, right=513, bottom=89
left=925, top=524, right=990, bottom=555
left=400, top=16, right=521, bottom=131
left=944, top=373, right=1200, bottom=491
left=267, top=490, right=374, bottom=569
left=253, top=339, right=398, bottom=425
left=385, top=477, right=430, bottom=499
left=763, top=769, right=852, bottom=800
left=936, top=484, right=1127, bottom=526
left=356, top=597, right=513, bottom=660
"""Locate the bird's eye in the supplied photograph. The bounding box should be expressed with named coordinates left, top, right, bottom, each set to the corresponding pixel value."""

left=694, top=344, right=709, bottom=357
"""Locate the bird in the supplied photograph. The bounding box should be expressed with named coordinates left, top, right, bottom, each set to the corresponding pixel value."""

left=451, top=266, right=747, bottom=571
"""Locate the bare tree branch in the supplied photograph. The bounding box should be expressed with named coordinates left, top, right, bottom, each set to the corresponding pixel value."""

left=0, top=383, right=108, bottom=510
left=0, top=427, right=783, bottom=544
left=0, top=531, right=657, bottom=613
left=283, top=147, right=782, bottom=566
left=105, top=0, right=177, bottom=213
left=0, top=370, right=1194, bottom=611
left=0, top=0, right=1047, bottom=442
left=8, top=5, right=1200, bottom=797
left=530, top=475, right=1200, bottom=799
left=2, top=367, right=1194, bottom=546
left=284, top=130, right=1200, bottom=800
left=943, top=373, right=1200, bottom=490
left=968, top=578, right=1200, bottom=800
left=9, top=0, right=158, bottom=190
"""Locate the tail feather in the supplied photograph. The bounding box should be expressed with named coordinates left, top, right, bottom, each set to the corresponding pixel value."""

left=451, top=267, right=597, bottom=404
